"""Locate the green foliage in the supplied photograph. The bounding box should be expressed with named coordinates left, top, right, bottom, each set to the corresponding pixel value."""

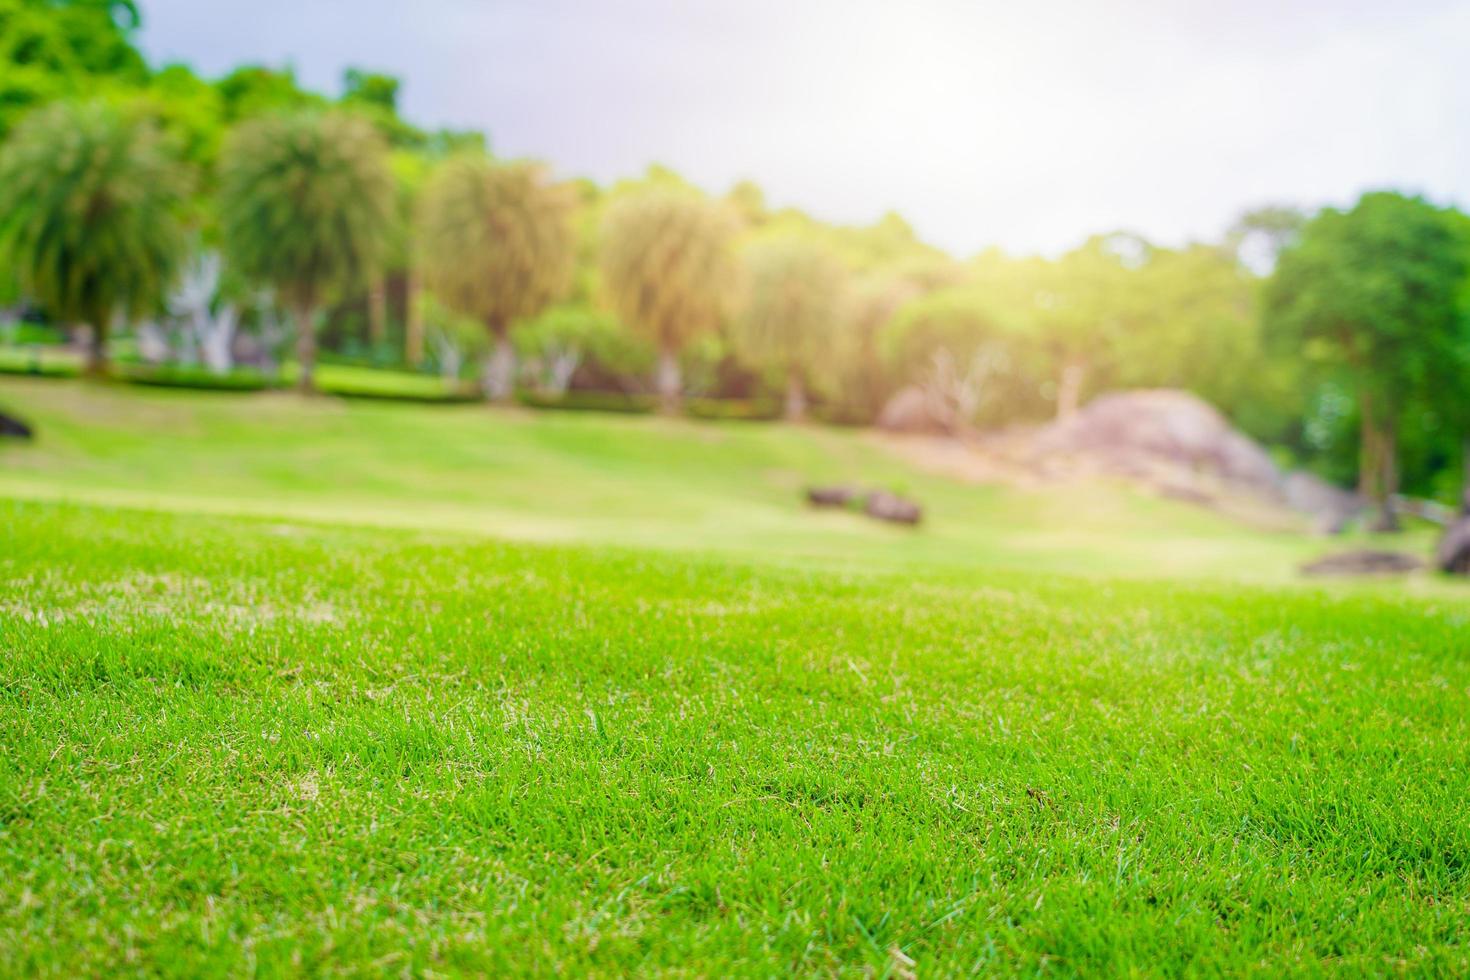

left=515, top=388, right=656, bottom=414
left=732, top=235, right=847, bottom=383
left=214, top=65, right=321, bottom=124
left=0, top=99, right=187, bottom=371
left=598, top=187, right=740, bottom=353
left=218, top=110, right=394, bottom=313
left=0, top=0, right=147, bottom=134
left=1265, top=192, right=1466, bottom=406
left=0, top=343, right=81, bottom=376
left=341, top=67, right=425, bottom=148
left=419, top=154, right=577, bottom=336
left=1264, top=192, right=1469, bottom=513
left=118, top=361, right=273, bottom=391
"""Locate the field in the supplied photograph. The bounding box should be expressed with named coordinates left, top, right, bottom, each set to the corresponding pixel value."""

left=2, top=378, right=1468, bottom=975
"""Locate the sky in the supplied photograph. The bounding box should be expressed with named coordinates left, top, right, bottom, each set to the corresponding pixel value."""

left=137, top=0, right=1470, bottom=257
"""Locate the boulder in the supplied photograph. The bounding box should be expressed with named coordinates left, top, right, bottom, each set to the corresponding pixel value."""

left=1435, top=517, right=1470, bottom=575
left=864, top=490, right=922, bottom=525
left=0, top=410, right=33, bottom=440
left=1032, top=390, right=1283, bottom=497
left=876, top=385, right=949, bottom=435
left=1283, top=471, right=1363, bottom=534
left=1300, top=550, right=1425, bottom=577
left=806, top=485, right=857, bottom=508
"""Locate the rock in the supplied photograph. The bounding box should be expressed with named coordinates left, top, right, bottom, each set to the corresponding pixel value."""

left=1300, top=550, right=1425, bottom=577
left=1155, top=482, right=1215, bottom=506
left=864, top=490, right=922, bottom=525
left=0, top=410, right=33, bottom=440
left=1435, top=517, right=1470, bottom=575
left=876, top=385, right=949, bottom=435
left=1283, top=471, right=1363, bottom=534
left=1033, top=390, right=1283, bottom=498
left=806, top=485, right=857, bottom=508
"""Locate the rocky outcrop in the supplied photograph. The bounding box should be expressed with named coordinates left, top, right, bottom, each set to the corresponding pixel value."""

left=1032, top=390, right=1282, bottom=496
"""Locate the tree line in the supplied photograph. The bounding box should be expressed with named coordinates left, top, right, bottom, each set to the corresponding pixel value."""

left=2, top=0, right=1469, bottom=528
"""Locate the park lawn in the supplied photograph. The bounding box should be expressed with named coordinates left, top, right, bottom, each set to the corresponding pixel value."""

left=0, top=376, right=1437, bottom=581
left=1, top=379, right=1467, bottom=974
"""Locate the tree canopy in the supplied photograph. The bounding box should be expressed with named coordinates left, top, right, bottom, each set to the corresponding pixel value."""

left=1263, top=191, right=1468, bottom=527
left=598, top=188, right=741, bottom=411
left=218, top=110, right=394, bottom=390
left=418, top=154, right=577, bottom=400
left=0, top=98, right=186, bottom=373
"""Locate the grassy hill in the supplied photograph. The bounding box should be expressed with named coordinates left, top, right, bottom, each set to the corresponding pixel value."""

left=1, top=379, right=1467, bottom=974
left=0, top=377, right=1427, bottom=581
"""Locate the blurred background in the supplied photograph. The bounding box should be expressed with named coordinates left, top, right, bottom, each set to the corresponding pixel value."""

left=2, top=0, right=1469, bottom=545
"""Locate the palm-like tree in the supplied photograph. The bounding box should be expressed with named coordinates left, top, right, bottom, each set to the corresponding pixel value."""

left=733, top=236, right=847, bottom=422
left=598, top=189, right=740, bottom=413
left=0, top=100, right=187, bottom=376
left=218, top=110, right=393, bottom=392
left=419, top=154, right=577, bottom=402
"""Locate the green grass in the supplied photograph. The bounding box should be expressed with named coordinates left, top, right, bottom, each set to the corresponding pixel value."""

left=2, top=379, right=1467, bottom=974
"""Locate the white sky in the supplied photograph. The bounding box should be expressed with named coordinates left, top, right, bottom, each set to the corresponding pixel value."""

left=137, top=0, right=1470, bottom=257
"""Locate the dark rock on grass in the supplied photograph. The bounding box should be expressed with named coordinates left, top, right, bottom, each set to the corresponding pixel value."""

left=0, top=410, right=33, bottom=440
left=864, top=490, right=922, bottom=526
left=1436, top=517, right=1470, bottom=575
left=806, top=485, right=857, bottom=508
left=1300, top=549, right=1425, bottom=577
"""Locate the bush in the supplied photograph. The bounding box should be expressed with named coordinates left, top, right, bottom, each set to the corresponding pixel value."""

left=684, top=397, right=781, bottom=422
left=117, top=364, right=277, bottom=391
left=308, top=364, right=481, bottom=403
left=516, top=390, right=655, bottom=414
left=0, top=346, right=82, bottom=378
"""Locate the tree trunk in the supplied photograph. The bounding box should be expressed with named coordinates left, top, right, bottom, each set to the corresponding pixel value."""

left=83, top=312, right=110, bottom=378
left=367, top=275, right=388, bottom=349
left=1357, top=391, right=1399, bottom=532
left=1461, top=436, right=1470, bottom=515
left=1371, top=422, right=1401, bottom=532
left=656, top=345, right=682, bottom=415
left=784, top=369, right=807, bottom=423
left=482, top=331, right=515, bottom=403
left=295, top=302, right=317, bottom=394
left=405, top=265, right=424, bottom=368
left=1055, top=358, right=1085, bottom=420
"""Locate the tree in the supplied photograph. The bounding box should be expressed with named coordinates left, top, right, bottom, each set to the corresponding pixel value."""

left=880, top=285, right=1038, bottom=432
left=1009, top=240, right=1136, bottom=420
left=0, top=0, right=149, bottom=135
left=389, top=150, right=431, bottom=366
left=218, top=110, right=393, bottom=392
left=418, top=154, right=577, bottom=402
left=0, top=99, right=187, bottom=375
left=732, top=236, right=846, bottom=421
left=1228, top=205, right=1306, bottom=274
left=1263, top=192, right=1468, bottom=530
left=827, top=272, right=920, bottom=422
left=598, top=188, right=740, bottom=413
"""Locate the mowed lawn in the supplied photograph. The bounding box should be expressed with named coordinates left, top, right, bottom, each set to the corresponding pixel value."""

left=2, top=379, right=1468, bottom=974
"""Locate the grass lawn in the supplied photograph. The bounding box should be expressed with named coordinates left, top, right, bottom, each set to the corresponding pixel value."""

left=2, top=379, right=1467, bottom=974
